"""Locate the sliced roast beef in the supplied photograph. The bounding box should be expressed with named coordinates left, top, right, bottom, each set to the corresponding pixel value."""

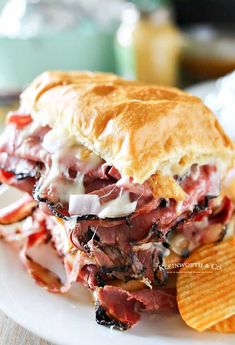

left=0, top=122, right=50, bottom=162
left=0, top=153, right=37, bottom=178
left=170, top=196, right=234, bottom=255
left=0, top=169, right=36, bottom=194
left=95, top=285, right=177, bottom=329
left=0, top=114, right=233, bottom=330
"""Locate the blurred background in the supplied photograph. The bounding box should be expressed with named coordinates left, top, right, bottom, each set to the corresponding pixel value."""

left=1, top=0, right=235, bottom=117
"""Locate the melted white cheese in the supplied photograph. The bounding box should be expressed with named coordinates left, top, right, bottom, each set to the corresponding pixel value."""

left=42, top=127, right=102, bottom=168
left=67, top=191, right=138, bottom=218
left=98, top=192, right=137, bottom=218
left=132, top=242, right=170, bottom=257
left=169, top=233, right=189, bottom=256
left=39, top=152, right=85, bottom=202
left=175, top=201, right=184, bottom=215
left=35, top=126, right=103, bottom=203
left=52, top=217, right=70, bottom=255
left=116, top=174, right=131, bottom=186
left=65, top=216, right=77, bottom=235
left=42, top=127, right=72, bottom=154
left=16, top=112, right=138, bottom=215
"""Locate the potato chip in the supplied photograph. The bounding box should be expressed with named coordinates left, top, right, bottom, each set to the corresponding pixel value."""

left=177, top=237, right=235, bottom=331
left=210, top=315, right=235, bottom=333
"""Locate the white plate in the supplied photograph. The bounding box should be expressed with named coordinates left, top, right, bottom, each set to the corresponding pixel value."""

left=0, top=188, right=234, bottom=345
left=186, top=80, right=216, bottom=100
left=0, top=243, right=234, bottom=345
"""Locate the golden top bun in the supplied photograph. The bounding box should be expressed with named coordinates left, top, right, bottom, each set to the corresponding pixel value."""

left=21, top=71, right=234, bottom=187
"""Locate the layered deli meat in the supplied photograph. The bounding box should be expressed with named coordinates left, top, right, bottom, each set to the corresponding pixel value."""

left=1, top=71, right=235, bottom=330
left=0, top=109, right=233, bottom=329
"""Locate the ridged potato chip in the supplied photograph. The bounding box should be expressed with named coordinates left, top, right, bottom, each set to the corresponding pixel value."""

left=210, top=315, right=235, bottom=333
left=177, top=237, right=235, bottom=332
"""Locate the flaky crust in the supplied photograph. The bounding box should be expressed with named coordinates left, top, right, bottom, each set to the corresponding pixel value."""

left=21, top=71, right=235, bottom=187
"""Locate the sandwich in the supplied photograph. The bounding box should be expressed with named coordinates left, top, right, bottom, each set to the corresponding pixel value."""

left=0, top=71, right=234, bottom=330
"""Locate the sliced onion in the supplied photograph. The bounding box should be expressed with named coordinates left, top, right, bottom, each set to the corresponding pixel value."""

left=69, top=194, right=100, bottom=216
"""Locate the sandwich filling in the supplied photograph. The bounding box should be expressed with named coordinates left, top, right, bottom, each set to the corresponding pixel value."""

left=0, top=112, right=234, bottom=329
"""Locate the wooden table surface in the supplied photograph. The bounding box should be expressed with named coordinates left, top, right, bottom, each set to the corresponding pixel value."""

left=0, top=310, right=53, bottom=345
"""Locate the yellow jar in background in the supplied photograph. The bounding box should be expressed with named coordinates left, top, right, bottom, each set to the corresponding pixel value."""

left=115, top=3, right=183, bottom=86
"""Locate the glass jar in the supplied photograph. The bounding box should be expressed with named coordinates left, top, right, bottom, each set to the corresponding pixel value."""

left=115, top=1, right=182, bottom=85
left=0, top=0, right=120, bottom=93
left=182, top=24, right=235, bottom=85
